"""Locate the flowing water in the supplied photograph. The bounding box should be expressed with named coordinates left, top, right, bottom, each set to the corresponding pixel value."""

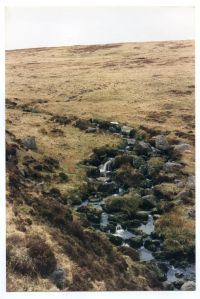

left=75, top=121, right=195, bottom=289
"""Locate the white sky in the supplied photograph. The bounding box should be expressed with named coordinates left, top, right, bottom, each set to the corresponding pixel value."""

left=5, top=6, right=195, bottom=50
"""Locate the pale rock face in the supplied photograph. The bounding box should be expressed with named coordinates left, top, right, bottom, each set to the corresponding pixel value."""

left=21, top=136, right=37, bottom=150
left=180, top=281, right=195, bottom=291
left=174, top=143, right=192, bottom=155
left=154, top=135, right=169, bottom=151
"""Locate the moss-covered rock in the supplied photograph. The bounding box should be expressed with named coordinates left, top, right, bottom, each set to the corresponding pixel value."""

left=154, top=183, right=179, bottom=200
left=147, top=157, right=166, bottom=176
left=105, top=191, right=142, bottom=216
left=115, top=165, right=145, bottom=188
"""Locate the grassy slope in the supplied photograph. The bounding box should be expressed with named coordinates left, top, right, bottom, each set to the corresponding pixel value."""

left=6, top=40, right=195, bottom=291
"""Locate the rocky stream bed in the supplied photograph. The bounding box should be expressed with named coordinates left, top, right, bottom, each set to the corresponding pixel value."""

left=72, top=118, right=195, bottom=291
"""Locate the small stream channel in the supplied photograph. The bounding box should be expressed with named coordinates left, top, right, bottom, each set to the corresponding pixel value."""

left=74, top=120, right=195, bottom=290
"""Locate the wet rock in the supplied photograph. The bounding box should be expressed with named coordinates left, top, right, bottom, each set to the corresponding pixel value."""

left=173, top=279, right=185, bottom=290
left=145, top=261, right=167, bottom=281
left=154, top=135, right=169, bottom=151
left=141, top=195, right=157, bottom=209
left=121, top=125, right=135, bottom=137
left=144, top=239, right=160, bottom=252
left=128, top=236, right=143, bottom=248
left=180, top=281, right=195, bottom=291
left=21, top=136, right=37, bottom=150
left=93, top=146, right=118, bottom=159
left=106, top=223, right=115, bottom=233
left=173, top=143, right=192, bottom=155
left=50, top=267, right=66, bottom=289
left=85, top=127, right=97, bottom=133
left=163, top=161, right=182, bottom=172
left=135, top=141, right=152, bottom=156
left=98, top=181, right=118, bottom=195
left=108, top=234, right=123, bottom=246
left=122, top=219, right=141, bottom=228
left=86, top=166, right=100, bottom=178
left=135, top=211, right=149, bottom=221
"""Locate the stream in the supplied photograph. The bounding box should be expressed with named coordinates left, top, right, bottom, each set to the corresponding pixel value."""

left=74, top=121, right=195, bottom=290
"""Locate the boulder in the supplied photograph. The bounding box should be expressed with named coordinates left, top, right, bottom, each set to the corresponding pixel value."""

left=108, top=234, right=123, bottom=246
left=135, top=141, right=152, bottom=156
left=180, top=281, right=195, bottom=291
left=128, top=236, right=143, bottom=248
left=187, top=176, right=195, bottom=190
left=154, top=135, right=169, bottom=151
left=21, top=136, right=37, bottom=150
left=121, top=125, right=135, bottom=137
left=98, top=182, right=118, bottom=194
left=126, top=138, right=136, bottom=146
left=135, top=211, right=149, bottom=221
left=112, top=154, right=133, bottom=168
left=173, top=279, right=185, bottom=290
left=50, top=267, right=66, bottom=289
left=141, top=195, right=157, bottom=209
left=86, top=166, right=100, bottom=178
left=174, top=143, right=192, bottom=155
left=85, top=127, right=97, bottom=133
left=163, top=161, right=182, bottom=172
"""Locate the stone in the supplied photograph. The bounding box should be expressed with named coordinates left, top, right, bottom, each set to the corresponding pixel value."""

left=174, top=143, right=192, bottom=155
left=187, top=176, right=195, bottom=190
left=163, top=281, right=174, bottom=290
left=108, top=234, right=123, bottom=246
left=21, top=136, right=37, bottom=150
left=173, top=279, right=185, bottom=290
left=163, top=161, right=182, bottom=172
left=50, top=267, right=66, bottom=289
left=86, top=166, right=100, bottom=178
left=85, top=127, right=97, bottom=133
left=121, top=125, right=135, bottom=137
left=135, top=211, right=149, bottom=221
left=144, top=239, right=160, bottom=252
left=154, top=135, right=169, bottom=151
left=98, top=182, right=118, bottom=194
left=126, top=138, right=136, bottom=146
left=141, top=195, right=157, bottom=209
left=75, top=119, right=91, bottom=130
left=112, top=154, right=133, bottom=168
left=176, top=190, right=192, bottom=203
left=128, top=236, right=143, bottom=248
left=180, top=281, right=195, bottom=291
left=135, top=141, right=152, bottom=156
